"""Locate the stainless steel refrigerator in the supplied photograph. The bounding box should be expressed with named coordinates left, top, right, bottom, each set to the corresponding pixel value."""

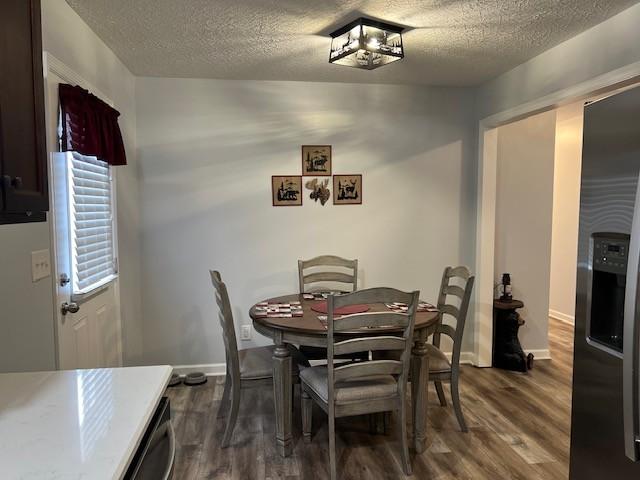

left=570, top=84, right=640, bottom=479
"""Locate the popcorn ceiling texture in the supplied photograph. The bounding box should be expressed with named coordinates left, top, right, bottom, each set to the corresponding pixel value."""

left=64, top=0, right=638, bottom=86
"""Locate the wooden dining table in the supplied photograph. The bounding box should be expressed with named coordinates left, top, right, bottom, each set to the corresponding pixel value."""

left=250, top=293, right=439, bottom=458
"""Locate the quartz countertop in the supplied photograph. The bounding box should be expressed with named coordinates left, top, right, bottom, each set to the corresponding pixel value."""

left=0, top=365, right=172, bottom=479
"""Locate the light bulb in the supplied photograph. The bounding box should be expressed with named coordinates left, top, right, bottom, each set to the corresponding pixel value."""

left=367, top=39, right=380, bottom=49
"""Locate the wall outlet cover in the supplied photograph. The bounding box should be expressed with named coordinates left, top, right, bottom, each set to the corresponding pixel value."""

left=31, top=249, right=51, bottom=282
left=240, top=325, right=252, bottom=341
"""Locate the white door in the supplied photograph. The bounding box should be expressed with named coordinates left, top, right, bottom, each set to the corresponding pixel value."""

left=44, top=57, right=122, bottom=370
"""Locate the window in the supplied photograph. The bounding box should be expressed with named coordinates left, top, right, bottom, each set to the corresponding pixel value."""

left=67, top=152, right=117, bottom=295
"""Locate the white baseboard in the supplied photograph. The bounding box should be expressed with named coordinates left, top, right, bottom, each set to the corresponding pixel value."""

left=444, top=351, right=476, bottom=366
left=525, top=349, right=551, bottom=360
left=172, top=363, right=226, bottom=377
left=549, top=309, right=575, bottom=325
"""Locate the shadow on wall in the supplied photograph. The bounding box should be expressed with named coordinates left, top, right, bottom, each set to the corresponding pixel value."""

left=136, top=78, right=476, bottom=366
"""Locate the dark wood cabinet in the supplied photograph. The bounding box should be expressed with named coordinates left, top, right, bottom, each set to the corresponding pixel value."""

left=0, top=0, right=48, bottom=224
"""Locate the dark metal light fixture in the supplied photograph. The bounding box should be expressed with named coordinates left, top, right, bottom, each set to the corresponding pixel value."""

left=329, top=18, right=404, bottom=70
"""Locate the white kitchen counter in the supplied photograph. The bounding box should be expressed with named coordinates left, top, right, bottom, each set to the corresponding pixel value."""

left=0, top=365, right=172, bottom=479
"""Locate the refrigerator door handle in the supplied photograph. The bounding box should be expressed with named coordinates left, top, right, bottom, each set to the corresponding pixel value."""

left=623, top=173, right=640, bottom=461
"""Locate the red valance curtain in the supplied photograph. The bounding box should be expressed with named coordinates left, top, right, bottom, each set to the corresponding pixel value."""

left=59, top=84, right=127, bottom=166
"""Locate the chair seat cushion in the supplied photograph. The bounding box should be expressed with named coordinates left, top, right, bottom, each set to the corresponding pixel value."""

left=426, top=344, right=452, bottom=374
left=239, top=345, right=303, bottom=380
left=300, top=366, right=398, bottom=405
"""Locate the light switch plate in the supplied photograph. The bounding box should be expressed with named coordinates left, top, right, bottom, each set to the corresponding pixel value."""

left=240, top=325, right=252, bottom=341
left=32, top=249, right=51, bottom=282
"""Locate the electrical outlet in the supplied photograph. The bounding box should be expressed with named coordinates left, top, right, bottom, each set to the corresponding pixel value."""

left=240, top=325, right=252, bottom=341
left=31, top=249, right=51, bottom=282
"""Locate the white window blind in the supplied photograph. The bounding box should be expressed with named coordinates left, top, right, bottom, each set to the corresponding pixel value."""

left=67, top=152, right=117, bottom=294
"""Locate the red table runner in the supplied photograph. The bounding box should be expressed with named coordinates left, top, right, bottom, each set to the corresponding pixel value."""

left=310, top=301, right=371, bottom=315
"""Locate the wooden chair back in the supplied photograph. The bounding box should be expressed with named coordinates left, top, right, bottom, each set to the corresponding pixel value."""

left=433, top=266, right=475, bottom=369
left=326, top=287, right=420, bottom=404
left=298, top=255, right=358, bottom=294
left=210, top=270, right=240, bottom=382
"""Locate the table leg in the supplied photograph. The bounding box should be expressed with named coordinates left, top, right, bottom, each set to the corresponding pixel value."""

left=411, top=334, right=430, bottom=453
left=273, top=336, right=293, bottom=457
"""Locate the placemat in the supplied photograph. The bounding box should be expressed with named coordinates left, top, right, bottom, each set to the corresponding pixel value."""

left=385, top=301, right=439, bottom=312
left=254, top=301, right=303, bottom=318
left=302, top=291, right=347, bottom=300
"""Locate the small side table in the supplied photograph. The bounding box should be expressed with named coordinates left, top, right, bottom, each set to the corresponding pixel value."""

left=493, top=299, right=533, bottom=372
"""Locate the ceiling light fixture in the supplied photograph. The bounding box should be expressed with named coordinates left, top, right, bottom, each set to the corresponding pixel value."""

left=329, top=18, right=404, bottom=70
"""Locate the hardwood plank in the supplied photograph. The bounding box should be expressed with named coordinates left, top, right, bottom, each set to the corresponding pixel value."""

left=497, top=433, right=556, bottom=465
left=172, top=444, right=204, bottom=480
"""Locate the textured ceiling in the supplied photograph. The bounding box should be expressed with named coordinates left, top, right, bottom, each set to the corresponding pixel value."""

left=65, top=0, right=638, bottom=86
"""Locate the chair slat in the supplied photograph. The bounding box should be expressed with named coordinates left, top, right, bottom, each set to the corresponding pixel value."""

left=299, top=256, right=358, bottom=294
left=334, top=312, right=409, bottom=331
left=215, top=292, right=224, bottom=305
left=444, top=285, right=465, bottom=299
left=334, top=360, right=403, bottom=382
left=304, top=271, right=355, bottom=285
left=435, top=323, right=456, bottom=340
left=334, top=336, right=406, bottom=356
left=305, top=286, right=342, bottom=294
left=440, top=304, right=460, bottom=319
left=446, top=266, right=471, bottom=280
left=301, top=255, right=357, bottom=269
left=333, top=287, right=415, bottom=308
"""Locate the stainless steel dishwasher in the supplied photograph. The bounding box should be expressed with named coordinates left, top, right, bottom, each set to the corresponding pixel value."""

left=124, top=397, right=175, bottom=480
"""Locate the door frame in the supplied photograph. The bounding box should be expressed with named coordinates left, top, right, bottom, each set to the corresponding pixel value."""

left=473, top=60, right=640, bottom=367
left=42, top=52, right=123, bottom=368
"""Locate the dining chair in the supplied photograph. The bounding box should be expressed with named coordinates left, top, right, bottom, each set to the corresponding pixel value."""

left=210, top=270, right=307, bottom=448
left=300, top=287, right=420, bottom=479
left=298, top=255, right=358, bottom=294
left=428, top=266, right=475, bottom=433
left=298, top=255, right=365, bottom=362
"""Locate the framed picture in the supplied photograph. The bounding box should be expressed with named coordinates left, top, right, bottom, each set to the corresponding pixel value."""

left=272, top=176, right=303, bottom=206
left=305, top=178, right=331, bottom=206
left=333, top=174, right=362, bottom=205
left=302, top=145, right=331, bottom=176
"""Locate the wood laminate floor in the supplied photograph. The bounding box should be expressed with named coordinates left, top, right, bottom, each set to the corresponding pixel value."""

left=165, top=318, right=574, bottom=479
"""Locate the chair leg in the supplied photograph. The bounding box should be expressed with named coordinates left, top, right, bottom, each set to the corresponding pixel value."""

left=435, top=380, right=447, bottom=407
left=292, top=381, right=296, bottom=408
left=302, top=389, right=312, bottom=444
left=451, top=373, right=468, bottom=433
left=328, top=414, right=337, bottom=480
left=221, top=381, right=240, bottom=447
left=217, top=372, right=231, bottom=419
left=397, top=405, right=412, bottom=475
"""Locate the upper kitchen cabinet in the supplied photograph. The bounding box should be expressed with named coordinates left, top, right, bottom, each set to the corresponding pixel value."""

left=0, top=0, right=48, bottom=224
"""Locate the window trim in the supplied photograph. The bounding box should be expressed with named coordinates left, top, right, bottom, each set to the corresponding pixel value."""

left=71, top=273, right=118, bottom=303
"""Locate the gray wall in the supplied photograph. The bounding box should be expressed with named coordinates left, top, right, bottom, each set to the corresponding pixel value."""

left=136, top=77, right=478, bottom=366
left=477, top=3, right=640, bottom=120
left=549, top=103, right=583, bottom=323
left=0, top=223, right=56, bottom=372
left=494, top=110, right=557, bottom=354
